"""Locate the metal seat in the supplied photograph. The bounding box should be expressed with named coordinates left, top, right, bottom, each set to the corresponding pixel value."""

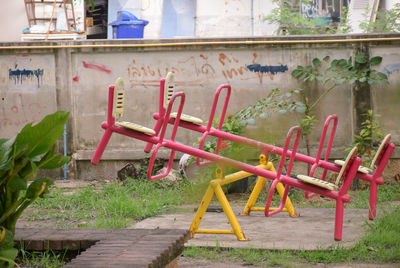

left=164, top=73, right=203, bottom=125
left=334, top=134, right=391, bottom=175
left=112, top=77, right=155, bottom=135
left=297, top=147, right=357, bottom=191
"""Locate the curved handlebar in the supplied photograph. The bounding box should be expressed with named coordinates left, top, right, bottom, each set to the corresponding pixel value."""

left=147, top=92, right=186, bottom=181
left=196, top=84, right=231, bottom=166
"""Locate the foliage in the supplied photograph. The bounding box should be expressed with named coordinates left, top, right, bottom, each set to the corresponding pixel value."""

left=335, top=7, right=353, bottom=34
left=346, top=110, right=384, bottom=165
left=232, top=88, right=305, bottom=127
left=264, top=0, right=352, bottom=35
left=27, top=178, right=189, bottom=229
left=291, top=54, right=388, bottom=136
left=0, top=111, right=70, bottom=268
left=17, top=249, right=67, bottom=268
left=292, top=55, right=388, bottom=94
left=360, top=3, right=400, bottom=33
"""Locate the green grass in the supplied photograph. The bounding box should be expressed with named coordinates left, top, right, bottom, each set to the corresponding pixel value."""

left=184, top=205, right=400, bottom=266
left=20, top=172, right=400, bottom=266
left=25, top=178, right=192, bottom=228
left=16, top=249, right=67, bottom=268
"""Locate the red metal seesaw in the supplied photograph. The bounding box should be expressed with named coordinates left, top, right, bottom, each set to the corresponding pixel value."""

left=91, top=78, right=372, bottom=240
left=146, top=73, right=395, bottom=220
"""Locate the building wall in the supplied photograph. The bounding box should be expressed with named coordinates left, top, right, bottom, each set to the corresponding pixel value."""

left=0, top=0, right=28, bottom=42
left=1, top=35, right=400, bottom=180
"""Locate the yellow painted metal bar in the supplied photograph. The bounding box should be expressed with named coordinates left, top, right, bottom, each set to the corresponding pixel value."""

left=217, top=164, right=269, bottom=186
left=242, top=175, right=267, bottom=215
left=211, top=180, right=247, bottom=241
left=1, top=37, right=400, bottom=50
left=196, top=229, right=235, bottom=234
left=190, top=154, right=297, bottom=241
left=189, top=185, right=215, bottom=238
left=242, top=159, right=297, bottom=217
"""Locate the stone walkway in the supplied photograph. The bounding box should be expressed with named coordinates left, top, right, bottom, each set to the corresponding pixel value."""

left=131, top=207, right=370, bottom=250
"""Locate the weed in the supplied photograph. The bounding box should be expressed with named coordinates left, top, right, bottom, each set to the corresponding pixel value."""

left=17, top=249, right=67, bottom=268
left=346, top=110, right=384, bottom=166
left=26, top=178, right=191, bottom=229
left=360, top=3, right=400, bottom=33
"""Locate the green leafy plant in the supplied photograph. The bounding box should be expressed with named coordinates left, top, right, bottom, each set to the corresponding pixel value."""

left=232, top=88, right=305, bottom=127
left=0, top=111, right=70, bottom=268
left=360, top=3, right=400, bottom=33
left=264, top=0, right=352, bottom=35
left=346, top=110, right=384, bottom=166
left=291, top=54, right=388, bottom=158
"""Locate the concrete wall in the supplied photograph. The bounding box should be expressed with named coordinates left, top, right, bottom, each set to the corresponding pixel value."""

left=1, top=34, right=400, bottom=180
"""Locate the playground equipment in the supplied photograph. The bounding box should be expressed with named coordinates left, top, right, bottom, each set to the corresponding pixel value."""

left=92, top=77, right=394, bottom=241
left=148, top=72, right=395, bottom=221
left=334, top=134, right=393, bottom=219
left=147, top=72, right=298, bottom=217
left=190, top=154, right=273, bottom=240
left=303, top=114, right=338, bottom=198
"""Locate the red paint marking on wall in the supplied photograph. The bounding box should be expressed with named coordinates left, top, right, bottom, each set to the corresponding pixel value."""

left=0, top=94, right=44, bottom=130
left=82, top=61, right=111, bottom=74
left=200, top=54, right=208, bottom=60
left=72, top=76, right=79, bottom=82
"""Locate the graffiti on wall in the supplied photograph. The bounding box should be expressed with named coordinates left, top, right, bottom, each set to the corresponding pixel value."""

left=126, top=52, right=288, bottom=86
left=0, top=94, right=45, bottom=131
left=302, top=0, right=319, bottom=18
left=8, top=68, right=44, bottom=88
left=384, top=63, right=400, bottom=75
left=82, top=61, right=112, bottom=74
left=247, top=64, right=288, bottom=75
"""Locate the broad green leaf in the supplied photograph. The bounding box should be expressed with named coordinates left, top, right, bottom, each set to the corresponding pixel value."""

left=247, top=118, right=256, bottom=125
left=0, top=227, right=16, bottom=249
left=305, top=66, right=312, bottom=72
left=0, top=138, right=15, bottom=171
left=25, top=178, right=54, bottom=200
left=370, top=56, right=382, bottom=66
left=0, top=248, right=18, bottom=268
left=355, top=54, right=367, bottom=64
left=296, top=106, right=306, bottom=113
left=7, top=175, right=27, bottom=192
left=349, top=77, right=357, bottom=84
left=19, top=160, right=38, bottom=181
left=377, top=72, right=388, bottom=80
left=348, top=56, right=352, bottom=65
left=312, top=58, right=321, bottom=67
left=359, top=77, right=367, bottom=83
left=291, top=69, right=301, bottom=78
left=15, top=111, right=69, bottom=158
left=323, top=56, right=330, bottom=62
left=259, top=112, right=268, bottom=119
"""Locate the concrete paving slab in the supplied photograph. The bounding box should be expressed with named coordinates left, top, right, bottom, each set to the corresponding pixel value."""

left=130, top=207, right=370, bottom=250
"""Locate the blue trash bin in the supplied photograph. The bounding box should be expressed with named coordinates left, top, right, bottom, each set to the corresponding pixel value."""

left=110, top=11, right=149, bottom=39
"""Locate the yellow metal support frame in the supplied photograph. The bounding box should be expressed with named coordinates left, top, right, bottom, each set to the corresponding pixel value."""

left=189, top=154, right=297, bottom=241
left=242, top=163, right=298, bottom=217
